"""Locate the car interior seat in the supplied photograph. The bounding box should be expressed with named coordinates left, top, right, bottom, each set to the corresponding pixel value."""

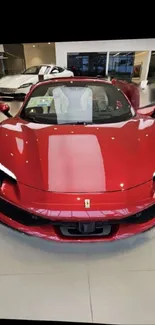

left=52, top=86, right=93, bottom=122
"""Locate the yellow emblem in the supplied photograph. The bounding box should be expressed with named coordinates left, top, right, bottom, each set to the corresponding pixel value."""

left=84, top=199, right=90, bottom=208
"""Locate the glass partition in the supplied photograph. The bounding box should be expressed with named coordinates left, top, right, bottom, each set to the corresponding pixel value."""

left=148, top=51, right=155, bottom=83
left=67, top=52, right=107, bottom=77
left=108, top=52, right=135, bottom=82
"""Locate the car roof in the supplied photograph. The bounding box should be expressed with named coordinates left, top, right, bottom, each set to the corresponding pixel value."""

left=27, top=64, right=54, bottom=68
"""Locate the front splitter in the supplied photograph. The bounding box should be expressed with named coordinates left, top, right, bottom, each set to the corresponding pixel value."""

left=0, top=211, right=155, bottom=242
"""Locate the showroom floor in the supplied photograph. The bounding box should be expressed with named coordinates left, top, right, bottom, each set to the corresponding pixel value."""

left=0, top=87, right=155, bottom=324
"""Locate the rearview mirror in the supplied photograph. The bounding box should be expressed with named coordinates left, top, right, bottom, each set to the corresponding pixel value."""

left=137, top=105, right=155, bottom=117
left=0, top=102, right=12, bottom=118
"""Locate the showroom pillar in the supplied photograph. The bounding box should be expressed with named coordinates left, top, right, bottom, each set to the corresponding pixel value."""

left=105, top=51, right=109, bottom=76
left=142, top=50, right=152, bottom=82
left=0, top=45, right=4, bottom=52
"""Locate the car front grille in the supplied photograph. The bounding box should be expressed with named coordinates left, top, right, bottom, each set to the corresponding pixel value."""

left=0, top=88, right=17, bottom=93
left=0, top=198, right=155, bottom=237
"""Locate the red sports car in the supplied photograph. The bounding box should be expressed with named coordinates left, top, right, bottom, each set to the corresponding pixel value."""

left=0, top=76, right=155, bottom=243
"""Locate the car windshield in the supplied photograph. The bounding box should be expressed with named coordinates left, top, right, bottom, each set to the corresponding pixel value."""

left=22, top=66, right=51, bottom=75
left=22, top=66, right=40, bottom=75
left=21, top=81, right=135, bottom=125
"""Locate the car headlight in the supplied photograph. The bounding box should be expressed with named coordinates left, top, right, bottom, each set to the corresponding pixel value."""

left=18, top=83, right=33, bottom=89
left=0, top=163, right=17, bottom=182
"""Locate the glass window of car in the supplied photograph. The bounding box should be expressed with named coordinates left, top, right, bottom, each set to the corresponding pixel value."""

left=21, top=81, right=135, bottom=125
left=50, top=66, right=64, bottom=74
left=50, top=67, right=59, bottom=74
left=39, top=65, right=53, bottom=74
left=22, top=66, right=40, bottom=75
left=44, top=66, right=52, bottom=74
left=57, top=66, right=65, bottom=72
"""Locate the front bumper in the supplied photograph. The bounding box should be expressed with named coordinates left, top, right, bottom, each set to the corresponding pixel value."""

left=0, top=87, right=17, bottom=97
left=0, top=197, right=155, bottom=242
left=0, top=179, right=155, bottom=242
left=0, top=88, right=26, bottom=100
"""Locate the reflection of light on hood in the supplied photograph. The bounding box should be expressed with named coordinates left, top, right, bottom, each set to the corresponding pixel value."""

left=16, top=137, right=24, bottom=154
left=86, top=118, right=155, bottom=130
left=137, top=203, right=151, bottom=210
left=2, top=123, right=23, bottom=132
left=139, top=119, right=154, bottom=130
left=2, top=122, right=52, bottom=132
left=0, top=163, right=16, bottom=180
left=86, top=120, right=135, bottom=128
left=101, top=209, right=130, bottom=217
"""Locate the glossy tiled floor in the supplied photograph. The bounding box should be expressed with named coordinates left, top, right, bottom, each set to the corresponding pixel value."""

left=0, top=224, right=155, bottom=324
left=0, top=91, right=155, bottom=324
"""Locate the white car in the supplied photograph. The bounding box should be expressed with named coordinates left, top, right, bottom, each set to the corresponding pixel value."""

left=0, top=64, right=74, bottom=99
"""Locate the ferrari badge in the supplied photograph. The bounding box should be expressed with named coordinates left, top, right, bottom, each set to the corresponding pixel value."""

left=84, top=199, right=90, bottom=208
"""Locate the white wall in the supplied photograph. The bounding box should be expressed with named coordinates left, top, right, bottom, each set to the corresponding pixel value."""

left=55, top=39, right=155, bottom=75
left=23, top=43, right=56, bottom=68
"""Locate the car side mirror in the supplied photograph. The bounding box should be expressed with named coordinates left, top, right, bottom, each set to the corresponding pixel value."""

left=137, top=105, right=155, bottom=117
left=0, top=102, right=12, bottom=118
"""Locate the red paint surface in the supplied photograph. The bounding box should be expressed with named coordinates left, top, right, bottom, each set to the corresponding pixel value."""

left=1, top=116, right=155, bottom=193
left=111, top=79, right=140, bottom=110
left=0, top=77, right=155, bottom=242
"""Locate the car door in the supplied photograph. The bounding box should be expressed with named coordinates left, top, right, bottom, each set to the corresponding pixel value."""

left=39, top=66, right=52, bottom=81
left=43, top=66, right=62, bottom=80
left=50, top=66, right=73, bottom=78
left=60, top=67, right=74, bottom=77
left=52, top=66, right=64, bottom=77
left=111, top=78, right=140, bottom=110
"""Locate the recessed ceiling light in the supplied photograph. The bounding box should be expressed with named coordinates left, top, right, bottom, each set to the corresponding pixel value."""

left=33, top=45, right=35, bottom=47
left=48, top=42, right=51, bottom=44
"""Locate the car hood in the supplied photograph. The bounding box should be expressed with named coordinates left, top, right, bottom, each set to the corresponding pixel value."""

left=1, top=116, right=155, bottom=193
left=0, top=75, right=37, bottom=88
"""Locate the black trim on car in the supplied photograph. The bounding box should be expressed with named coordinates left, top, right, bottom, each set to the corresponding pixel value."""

left=0, top=197, right=155, bottom=228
